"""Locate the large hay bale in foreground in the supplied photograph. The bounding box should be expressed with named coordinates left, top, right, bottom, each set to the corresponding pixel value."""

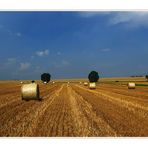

left=128, top=82, right=135, bottom=89
left=21, top=83, right=40, bottom=100
left=89, top=82, right=96, bottom=89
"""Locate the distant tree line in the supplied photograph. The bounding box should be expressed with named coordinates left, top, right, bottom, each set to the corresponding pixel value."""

left=130, top=75, right=143, bottom=77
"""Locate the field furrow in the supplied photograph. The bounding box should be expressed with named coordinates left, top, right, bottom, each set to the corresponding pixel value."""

left=0, top=81, right=147, bottom=137
left=72, top=84, right=148, bottom=136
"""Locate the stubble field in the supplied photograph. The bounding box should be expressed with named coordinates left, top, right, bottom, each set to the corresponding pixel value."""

left=0, top=79, right=148, bottom=137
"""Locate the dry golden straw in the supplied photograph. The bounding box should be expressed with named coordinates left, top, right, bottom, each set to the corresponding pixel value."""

left=89, top=82, right=96, bottom=89
left=84, top=82, right=88, bottom=86
left=128, top=82, right=135, bottom=89
left=21, top=83, right=40, bottom=100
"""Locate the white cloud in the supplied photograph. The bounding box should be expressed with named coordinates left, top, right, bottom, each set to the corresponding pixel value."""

left=79, top=11, right=148, bottom=28
left=19, top=62, right=31, bottom=71
left=109, top=12, right=148, bottom=28
left=36, top=49, right=49, bottom=57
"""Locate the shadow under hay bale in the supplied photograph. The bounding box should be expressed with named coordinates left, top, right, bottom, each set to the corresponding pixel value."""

left=21, top=83, right=41, bottom=101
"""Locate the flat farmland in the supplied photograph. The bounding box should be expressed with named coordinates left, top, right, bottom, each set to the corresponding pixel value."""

left=0, top=80, right=148, bottom=137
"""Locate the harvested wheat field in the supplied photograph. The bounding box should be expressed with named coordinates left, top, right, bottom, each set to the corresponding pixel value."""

left=0, top=80, right=148, bottom=137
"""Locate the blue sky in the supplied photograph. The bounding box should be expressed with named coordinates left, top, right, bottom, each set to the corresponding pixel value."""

left=0, top=11, right=148, bottom=80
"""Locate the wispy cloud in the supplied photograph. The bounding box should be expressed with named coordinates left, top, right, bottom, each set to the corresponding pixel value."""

left=19, top=62, right=31, bottom=71
left=36, top=49, right=49, bottom=57
left=61, top=60, right=70, bottom=66
left=109, top=12, right=148, bottom=27
left=16, top=32, right=21, bottom=37
left=100, top=48, right=111, bottom=52
left=0, top=58, right=17, bottom=70
left=31, top=55, right=35, bottom=59
left=53, top=60, right=70, bottom=68
left=57, top=51, right=61, bottom=56
left=0, top=24, right=22, bottom=37
left=6, top=58, right=17, bottom=65
left=78, top=12, right=110, bottom=18
left=78, top=11, right=148, bottom=28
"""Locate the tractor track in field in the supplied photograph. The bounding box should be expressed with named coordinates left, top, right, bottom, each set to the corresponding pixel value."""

left=72, top=84, right=148, bottom=136
left=75, top=84, right=148, bottom=113
left=0, top=83, right=62, bottom=136
left=98, top=84, right=148, bottom=99
left=0, top=83, right=57, bottom=109
left=0, top=82, right=148, bottom=137
left=33, top=84, right=116, bottom=137
left=66, top=85, right=117, bottom=136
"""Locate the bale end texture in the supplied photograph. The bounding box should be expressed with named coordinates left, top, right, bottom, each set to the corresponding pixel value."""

left=21, top=83, right=40, bottom=100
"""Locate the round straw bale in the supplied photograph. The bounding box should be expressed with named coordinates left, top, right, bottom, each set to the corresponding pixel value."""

left=43, top=81, right=47, bottom=84
left=89, top=82, right=96, bottom=89
left=21, top=83, right=40, bottom=100
left=84, top=82, right=88, bottom=86
left=128, top=82, right=135, bottom=89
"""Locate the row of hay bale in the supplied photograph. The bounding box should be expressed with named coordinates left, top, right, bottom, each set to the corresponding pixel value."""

left=83, top=81, right=136, bottom=89
left=83, top=82, right=96, bottom=89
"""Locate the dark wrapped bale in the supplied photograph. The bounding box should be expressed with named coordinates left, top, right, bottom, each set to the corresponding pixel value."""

left=21, top=83, right=40, bottom=100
